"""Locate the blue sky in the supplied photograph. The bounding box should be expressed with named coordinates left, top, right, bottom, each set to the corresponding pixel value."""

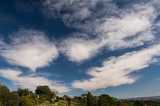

left=0, top=0, right=160, bottom=98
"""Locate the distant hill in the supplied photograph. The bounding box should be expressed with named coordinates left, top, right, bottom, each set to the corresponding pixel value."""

left=128, top=96, right=160, bottom=101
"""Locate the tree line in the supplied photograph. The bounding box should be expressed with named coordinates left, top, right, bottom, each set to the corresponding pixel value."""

left=0, top=85, right=56, bottom=106
left=0, top=84, right=160, bottom=106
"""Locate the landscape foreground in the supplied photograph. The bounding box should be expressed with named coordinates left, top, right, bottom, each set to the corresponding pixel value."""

left=0, top=85, right=160, bottom=106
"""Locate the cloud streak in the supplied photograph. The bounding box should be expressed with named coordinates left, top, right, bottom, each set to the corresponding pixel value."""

left=0, top=69, right=70, bottom=93
left=72, top=44, right=160, bottom=90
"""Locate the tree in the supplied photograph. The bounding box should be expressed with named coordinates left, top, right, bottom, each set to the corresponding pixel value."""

left=0, top=85, right=9, bottom=94
left=35, top=86, right=56, bottom=101
left=17, top=88, right=33, bottom=96
left=81, top=94, right=87, bottom=99
left=17, top=88, right=37, bottom=106
left=19, top=95, right=37, bottom=106
left=4, top=92, right=20, bottom=106
left=92, top=96, right=98, bottom=106
left=0, top=85, right=10, bottom=105
left=63, top=95, right=71, bottom=106
left=87, top=92, right=93, bottom=106
left=98, top=94, right=116, bottom=106
left=134, top=100, right=145, bottom=106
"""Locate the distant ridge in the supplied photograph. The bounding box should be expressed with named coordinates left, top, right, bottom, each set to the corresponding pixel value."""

left=128, top=96, right=160, bottom=101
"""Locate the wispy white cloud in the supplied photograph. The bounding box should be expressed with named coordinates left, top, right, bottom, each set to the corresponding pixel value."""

left=42, top=0, right=113, bottom=24
left=0, top=69, right=70, bottom=93
left=0, top=29, right=59, bottom=72
left=72, top=44, right=160, bottom=90
left=97, top=4, right=155, bottom=50
left=86, top=3, right=156, bottom=50
left=42, top=0, right=117, bottom=27
left=61, top=5, right=155, bottom=61
left=43, top=0, right=158, bottom=62
left=60, top=37, right=102, bottom=62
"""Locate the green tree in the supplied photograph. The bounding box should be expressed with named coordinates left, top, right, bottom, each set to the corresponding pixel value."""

left=35, top=86, right=56, bottom=102
left=64, top=95, right=71, bottom=106
left=79, top=94, right=87, bottom=106
left=87, top=92, right=93, bottom=106
left=17, top=88, right=33, bottom=96
left=98, top=94, right=116, bottom=106
left=19, top=95, right=37, bottom=106
left=92, top=96, right=98, bottom=106
left=0, top=85, right=10, bottom=105
left=134, top=100, right=145, bottom=106
left=4, top=92, right=20, bottom=106
left=17, top=88, right=38, bottom=106
left=117, top=100, right=134, bottom=106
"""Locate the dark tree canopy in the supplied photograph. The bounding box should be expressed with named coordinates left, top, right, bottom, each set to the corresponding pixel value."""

left=17, top=88, right=33, bottom=96
left=0, top=85, right=9, bottom=96
left=35, top=85, right=56, bottom=101
left=98, top=94, right=116, bottom=106
left=0, top=85, right=10, bottom=105
left=4, top=92, right=20, bottom=106
left=87, top=92, right=93, bottom=106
